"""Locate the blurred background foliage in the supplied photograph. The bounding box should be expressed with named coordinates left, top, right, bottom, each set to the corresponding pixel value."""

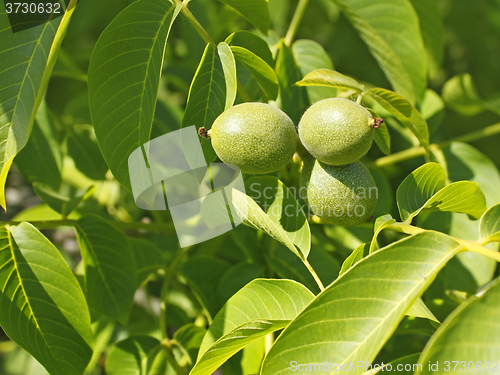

left=1, top=0, right=500, bottom=373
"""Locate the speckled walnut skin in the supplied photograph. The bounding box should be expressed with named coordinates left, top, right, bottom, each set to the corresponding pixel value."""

left=301, top=159, right=377, bottom=226
left=211, top=103, right=298, bottom=174
left=298, top=98, right=374, bottom=166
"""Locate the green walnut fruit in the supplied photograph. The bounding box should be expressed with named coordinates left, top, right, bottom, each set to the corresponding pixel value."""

left=301, top=158, right=377, bottom=226
left=209, top=103, right=297, bottom=174
left=298, top=98, right=379, bottom=165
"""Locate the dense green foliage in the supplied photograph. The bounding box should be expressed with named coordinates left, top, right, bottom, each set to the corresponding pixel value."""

left=1, top=0, right=500, bottom=374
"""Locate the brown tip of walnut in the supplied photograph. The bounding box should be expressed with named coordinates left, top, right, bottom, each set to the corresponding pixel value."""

left=198, top=127, right=210, bottom=139
left=370, top=118, right=384, bottom=129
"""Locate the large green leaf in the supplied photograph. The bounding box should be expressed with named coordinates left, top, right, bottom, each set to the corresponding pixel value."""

left=218, top=0, right=270, bottom=34
left=416, top=278, right=500, bottom=373
left=292, top=40, right=336, bottom=103
left=181, top=43, right=227, bottom=162
left=296, top=69, right=364, bottom=93
left=333, top=0, right=427, bottom=103
left=480, top=203, right=500, bottom=243
left=409, top=0, right=445, bottom=78
left=397, top=163, right=446, bottom=222
left=106, top=336, right=161, bottom=375
left=0, top=2, right=77, bottom=208
left=217, top=42, right=237, bottom=110
left=75, top=215, right=137, bottom=324
left=397, top=162, right=487, bottom=223
left=230, top=46, right=279, bottom=100
left=275, top=41, right=309, bottom=124
left=191, top=279, right=314, bottom=375
left=0, top=223, right=93, bottom=375
left=88, top=0, right=181, bottom=190
left=236, top=176, right=310, bottom=260
left=366, top=88, right=429, bottom=151
left=225, top=31, right=274, bottom=66
left=261, top=232, right=464, bottom=375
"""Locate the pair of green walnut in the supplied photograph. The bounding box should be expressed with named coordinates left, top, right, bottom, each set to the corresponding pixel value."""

left=205, top=98, right=379, bottom=226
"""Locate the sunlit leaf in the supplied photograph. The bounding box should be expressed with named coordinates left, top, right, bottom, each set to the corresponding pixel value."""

left=261, top=232, right=463, bottom=375
left=236, top=176, right=311, bottom=260
left=333, top=0, right=427, bottom=103
left=416, top=278, right=500, bottom=373
left=191, top=279, right=314, bottom=375
left=230, top=46, right=279, bottom=100
left=292, top=41, right=337, bottom=103
left=480, top=203, right=500, bottom=243
left=182, top=43, right=227, bottom=162
left=0, top=223, right=93, bottom=375
left=0, top=3, right=77, bottom=208
left=367, top=87, right=429, bottom=152
left=296, top=68, right=364, bottom=92
left=88, top=0, right=181, bottom=190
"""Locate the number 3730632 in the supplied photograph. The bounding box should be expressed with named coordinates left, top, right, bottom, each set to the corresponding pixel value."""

left=5, top=2, right=62, bottom=14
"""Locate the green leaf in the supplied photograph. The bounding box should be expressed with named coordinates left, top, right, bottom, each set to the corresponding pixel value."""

left=66, top=126, right=109, bottom=181
left=406, top=298, right=440, bottom=323
left=275, top=41, right=309, bottom=124
left=88, top=0, right=181, bottom=190
left=239, top=176, right=310, bottom=260
left=179, top=255, right=231, bottom=320
left=264, top=242, right=339, bottom=294
left=409, top=0, right=445, bottom=78
left=15, top=102, right=62, bottom=191
left=416, top=278, right=500, bottom=372
left=366, top=87, right=429, bottom=151
left=339, top=242, right=369, bottom=275
left=75, top=215, right=138, bottom=324
left=218, top=0, right=270, bottom=34
left=397, top=163, right=487, bottom=223
left=217, top=42, right=237, bottom=110
left=129, top=238, right=165, bottom=285
left=442, top=73, right=484, bottom=116
left=369, top=214, right=396, bottom=253
left=225, top=31, right=274, bottom=67
left=366, top=107, right=391, bottom=155
left=106, top=336, right=160, bottom=375
left=32, top=183, right=94, bottom=218
left=230, top=46, right=279, bottom=100
left=333, top=0, right=427, bottom=103
left=296, top=69, right=364, bottom=92
left=0, top=3, right=77, bottom=209
left=191, top=279, right=314, bottom=375
left=291, top=41, right=337, bottom=103
left=261, top=231, right=463, bottom=375
left=182, top=43, right=227, bottom=162
left=397, top=163, right=446, bottom=222
left=480, top=203, right=500, bottom=243
left=0, top=223, right=93, bottom=375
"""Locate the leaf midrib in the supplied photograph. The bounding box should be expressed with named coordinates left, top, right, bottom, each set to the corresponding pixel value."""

left=5, top=230, right=62, bottom=373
